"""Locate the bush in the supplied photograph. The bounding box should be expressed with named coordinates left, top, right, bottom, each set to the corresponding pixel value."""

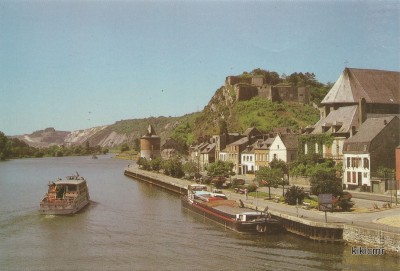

left=284, top=185, right=306, bottom=205
left=246, top=183, right=258, bottom=193
left=303, top=198, right=318, bottom=209
left=137, top=157, right=150, bottom=170
left=150, top=157, right=162, bottom=171
left=336, top=192, right=354, bottom=211
left=211, top=176, right=226, bottom=189
left=231, top=178, right=245, bottom=188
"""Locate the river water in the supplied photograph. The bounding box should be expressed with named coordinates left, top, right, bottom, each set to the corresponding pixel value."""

left=0, top=155, right=398, bottom=271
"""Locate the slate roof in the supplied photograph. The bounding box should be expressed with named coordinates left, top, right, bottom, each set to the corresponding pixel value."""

left=243, top=127, right=262, bottom=137
left=254, top=138, right=274, bottom=150
left=346, top=116, right=398, bottom=143
left=322, top=68, right=400, bottom=105
left=279, top=134, right=298, bottom=150
left=310, top=105, right=358, bottom=135
left=142, top=124, right=160, bottom=138
left=229, top=136, right=249, bottom=146
left=343, top=116, right=399, bottom=153
left=201, top=143, right=216, bottom=154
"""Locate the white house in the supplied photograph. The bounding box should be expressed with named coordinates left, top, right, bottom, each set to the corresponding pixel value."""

left=241, top=147, right=256, bottom=174
left=269, top=134, right=298, bottom=163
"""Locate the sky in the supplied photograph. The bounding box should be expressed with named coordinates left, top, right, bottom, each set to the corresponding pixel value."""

left=1, top=0, right=399, bottom=136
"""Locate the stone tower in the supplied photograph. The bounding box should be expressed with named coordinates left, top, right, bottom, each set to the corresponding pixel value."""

left=140, top=125, right=161, bottom=159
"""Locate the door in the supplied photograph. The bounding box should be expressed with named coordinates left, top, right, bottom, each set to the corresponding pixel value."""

left=358, top=172, right=362, bottom=186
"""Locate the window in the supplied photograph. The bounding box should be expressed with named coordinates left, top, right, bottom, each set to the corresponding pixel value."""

left=351, top=157, right=361, bottom=168
left=347, top=171, right=351, bottom=183
left=352, top=172, right=356, bottom=183
left=347, top=157, right=350, bottom=168
left=363, top=158, right=369, bottom=169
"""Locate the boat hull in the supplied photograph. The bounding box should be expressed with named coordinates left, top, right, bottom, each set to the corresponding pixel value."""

left=39, top=197, right=90, bottom=215
left=181, top=197, right=281, bottom=234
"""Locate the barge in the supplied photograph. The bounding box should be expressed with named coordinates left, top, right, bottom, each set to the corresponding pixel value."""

left=182, top=184, right=282, bottom=233
left=39, top=173, right=90, bottom=215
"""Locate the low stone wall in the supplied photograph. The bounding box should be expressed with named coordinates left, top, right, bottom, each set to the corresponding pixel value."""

left=343, top=225, right=400, bottom=255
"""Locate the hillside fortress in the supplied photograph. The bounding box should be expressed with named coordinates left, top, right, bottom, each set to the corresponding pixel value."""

left=225, top=75, right=310, bottom=104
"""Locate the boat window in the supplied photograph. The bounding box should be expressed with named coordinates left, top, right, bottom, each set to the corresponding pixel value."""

left=67, top=184, right=77, bottom=192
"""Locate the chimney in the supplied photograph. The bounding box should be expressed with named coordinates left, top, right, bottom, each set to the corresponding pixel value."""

left=359, top=98, right=367, bottom=125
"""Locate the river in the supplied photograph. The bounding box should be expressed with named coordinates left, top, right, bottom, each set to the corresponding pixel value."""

left=0, top=155, right=398, bottom=270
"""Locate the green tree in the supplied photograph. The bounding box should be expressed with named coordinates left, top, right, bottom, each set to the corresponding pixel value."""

left=218, top=120, right=228, bottom=135
left=0, top=131, right=8, bottom=160
left=256, top=166, right=283, bottom=199
left=171, top=122, right=193, bottom=153
left=310, top=167, right=342, bottom=197
left=85, top=141, right=91, bottom=154
left=162, top=157, right=184, bottom=178
left=376, top=166, right=395, bottom=179
left=284, top=185, right=306, bottom=205
left=133, top=138, right=140, bottom=152
left=206, top=160, right=234, bottom=178
left=150, top=157, right=162, bottom=171
left=120, top=143, right=130, bottom=152
left=183, top=161, right=199, bottom=179
left=270, top=158, right=289, bottom=196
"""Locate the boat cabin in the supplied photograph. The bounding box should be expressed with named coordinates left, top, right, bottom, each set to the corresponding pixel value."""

left=236, top=211, right=269, bottom=222
left=46, top=178, right=88, bottom=202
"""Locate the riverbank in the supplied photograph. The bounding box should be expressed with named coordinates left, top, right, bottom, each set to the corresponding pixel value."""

left=124, top=166, right=400, bottom=256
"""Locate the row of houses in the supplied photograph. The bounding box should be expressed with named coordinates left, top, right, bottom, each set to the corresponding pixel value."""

left=188, top=68, right=400, bottom=193
left=190, top=127, right=298, bottom=175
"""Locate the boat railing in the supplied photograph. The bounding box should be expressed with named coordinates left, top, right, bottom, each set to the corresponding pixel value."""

left=41, top=197, right=75, bottom=205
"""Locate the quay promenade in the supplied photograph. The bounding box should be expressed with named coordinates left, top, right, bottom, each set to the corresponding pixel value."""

left=124, top=166, right=400, bottom=255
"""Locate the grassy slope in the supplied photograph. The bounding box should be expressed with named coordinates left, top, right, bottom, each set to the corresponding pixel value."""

left=191, top=97, right=319, bottom=140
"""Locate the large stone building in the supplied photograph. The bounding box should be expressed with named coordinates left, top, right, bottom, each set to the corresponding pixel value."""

left=140, top=125, right=161, bottom=159
left=225, top=75, right=310, bottom=104
left=301, top=68, right=400, bottom=162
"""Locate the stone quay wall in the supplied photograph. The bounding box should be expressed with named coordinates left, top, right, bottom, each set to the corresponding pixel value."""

left=343, top=225, right=400, bottom=255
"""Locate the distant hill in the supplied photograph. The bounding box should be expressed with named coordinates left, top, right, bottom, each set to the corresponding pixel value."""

left=13, top=127, right=70, bottom=148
